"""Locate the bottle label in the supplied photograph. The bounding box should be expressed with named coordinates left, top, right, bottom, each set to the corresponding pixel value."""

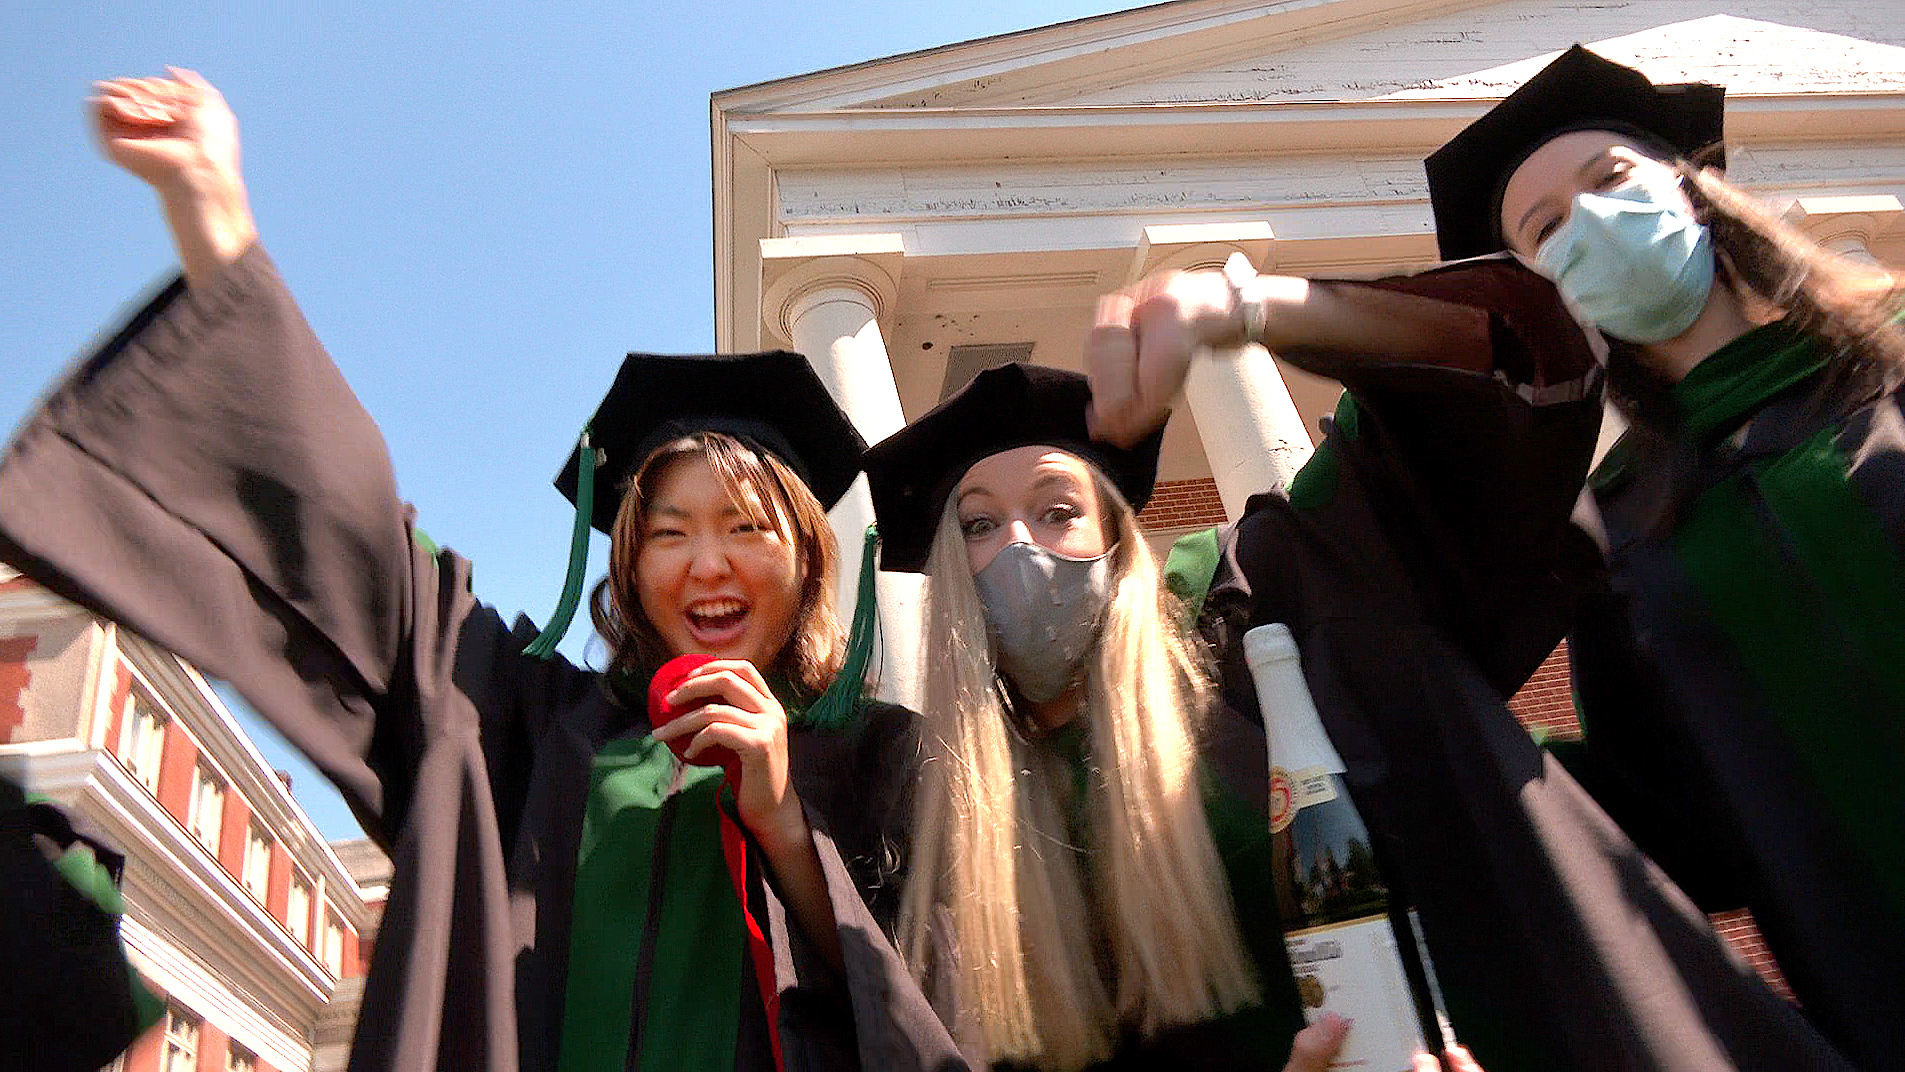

left=1268, top=764, right=1339, bottom=834
left=1287, top=914, right=1430, bottom=1071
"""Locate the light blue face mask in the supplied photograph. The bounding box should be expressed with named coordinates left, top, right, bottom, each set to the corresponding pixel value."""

left=1533, top=177, right=1716, bottom=344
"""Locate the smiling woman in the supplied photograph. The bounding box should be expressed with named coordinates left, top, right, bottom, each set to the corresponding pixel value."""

left=0, top=68, right=963, bottom=1072
left=597, top=431, right=838, bottom=694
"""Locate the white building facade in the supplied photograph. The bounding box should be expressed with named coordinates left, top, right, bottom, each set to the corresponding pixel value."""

left=712, top=0, right=1905, bottom=707
left=713, top=0, right=1905, bottom=988
left=0, top=566, right=384, bottom=1072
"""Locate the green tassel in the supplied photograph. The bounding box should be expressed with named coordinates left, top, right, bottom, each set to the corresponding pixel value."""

left=801, top=524, right=880, bottom=733
left=526, top=427, right=596, bottom=660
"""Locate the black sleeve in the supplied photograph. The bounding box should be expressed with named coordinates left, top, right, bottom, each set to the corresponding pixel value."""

left=1221, top=258, right=1607, bottom=697
left=0, top=246, right=593, bottom=848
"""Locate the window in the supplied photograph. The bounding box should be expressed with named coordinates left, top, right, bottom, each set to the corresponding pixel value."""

left=243, top=825, right=273, bottom=902
left=322, top=911, right=346, bottom=977
left=188, top=762, right=225, bottom=853
left=287, top=870, right=313, bottom=948
left=227, top=1041, right=257, bottom=1072
left=118, top=695, right=166, bottom=794
left=160, top=1007, right=198, bottom=1072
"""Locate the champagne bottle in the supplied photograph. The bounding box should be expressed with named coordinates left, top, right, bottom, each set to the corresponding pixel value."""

left=1245, top=623, right=1453, bottom=1071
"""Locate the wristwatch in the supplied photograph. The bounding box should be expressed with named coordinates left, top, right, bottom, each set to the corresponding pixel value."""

left=1222, top=251, right=1267, bottom=348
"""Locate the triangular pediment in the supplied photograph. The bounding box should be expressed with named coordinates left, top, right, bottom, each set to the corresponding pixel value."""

left=716, top=0, right=1905, bottom=115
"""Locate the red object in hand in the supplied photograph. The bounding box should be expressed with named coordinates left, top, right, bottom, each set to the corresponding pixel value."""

left=647, top=654, right=740, bottom=777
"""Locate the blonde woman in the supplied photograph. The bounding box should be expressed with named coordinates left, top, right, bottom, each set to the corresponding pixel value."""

left=863, top=363, right=1452, bottom=1072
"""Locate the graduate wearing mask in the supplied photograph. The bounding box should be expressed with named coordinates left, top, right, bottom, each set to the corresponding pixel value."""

left=0, top=69, right=957, bottom=1072
left=1427, top=45, right=1905, bottom=1068
left=862, top=364, right=1468, bottom=1072
left=1082, top=53, right=1861, bottom=1070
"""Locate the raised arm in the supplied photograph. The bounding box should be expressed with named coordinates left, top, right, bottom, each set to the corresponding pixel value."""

left=92, top=68, right=257, bottom=285
left=1086, top=258, right=1490, bottom=449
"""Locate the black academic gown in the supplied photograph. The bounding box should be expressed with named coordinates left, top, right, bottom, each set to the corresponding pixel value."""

left=904, top=702, right=1306, bottom=1072
left=0, top=775, right=160, bottom=1072
left=1192, top=259, right=1856, bottom=1070
left=1559, top=328, right=1905, bottom=1070
left=0, top=246, right=964, bottom=1072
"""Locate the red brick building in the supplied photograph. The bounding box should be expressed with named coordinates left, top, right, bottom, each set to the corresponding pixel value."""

left=0, top=566, right=385, bottom=1072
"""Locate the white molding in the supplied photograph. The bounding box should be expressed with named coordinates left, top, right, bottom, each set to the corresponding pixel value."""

left=725, top=93, right=1905, bottom=171
left=0, top=588, right=89, bottom=623
left=1131, top=221, right=1276, bottom=282
left=123, top=916, right=314, bottom=1072
left=714, top=0, right=1494, bottom=113
left=759, top=236, right=905, bottom=349
left=8, top=746, right=340, bottom=1004
left=82, top=620, right=110, bottom=750
left=112, top=632, right=376, bottom=930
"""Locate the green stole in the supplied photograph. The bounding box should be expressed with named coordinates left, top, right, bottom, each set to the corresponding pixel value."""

left=558, top=738, right=746, bottom=1072
left=1663, top=322, right=1905, bottom=917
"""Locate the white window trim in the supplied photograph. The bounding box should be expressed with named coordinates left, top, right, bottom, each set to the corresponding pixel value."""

left=242, top=824, right=273, bottom=902
left=188, top=762, right=225, bottom=854
left=161, top=1006, right=199, bottom=1072
left=118, top=694, right=167, bottom=795
left=322, top=911, right=346, bottom=977
left=287, top=870, right=314, bottom=949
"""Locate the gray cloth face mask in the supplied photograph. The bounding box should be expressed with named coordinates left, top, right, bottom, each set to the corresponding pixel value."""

left=973, top=541, right=1112, bottom=703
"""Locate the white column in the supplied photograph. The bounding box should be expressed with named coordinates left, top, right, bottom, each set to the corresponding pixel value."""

left=766, top=255, right=923, bottom=710
left=1783, top=195, right=1904, bottom=268
left=1183, top=342, right=1316, bottom=515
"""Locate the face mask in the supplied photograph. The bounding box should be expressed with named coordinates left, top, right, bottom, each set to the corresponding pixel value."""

left=973, top=541, right=1112, bottom=704
left=1533, top=176, right=1716, bottom=344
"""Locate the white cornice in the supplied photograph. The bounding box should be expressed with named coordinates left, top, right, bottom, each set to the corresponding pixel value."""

left=8, top=746, right=342, bottom=1005
left=111, top=631, right=376, bottom=928
left=726, top=93, right=1905, bottom=170
left=123, top=916, right=314, bottom=1072
left=0, top=585, right=89, bottom=623
left=713, top=0, right=1494, bottom=114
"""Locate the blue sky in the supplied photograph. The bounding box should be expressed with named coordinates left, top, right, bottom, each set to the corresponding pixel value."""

left=4, top=1, right=1130, bottom=840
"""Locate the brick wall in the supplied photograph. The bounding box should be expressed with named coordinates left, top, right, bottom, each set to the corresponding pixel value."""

left=267, top=841, right=291, bottom=924
left=103, top=663, right=132, bottom=758
left=1506, top=642, right=1579, bottom=740
left=156, top=725, right=199, bottom=823
left=1136, top=477, right=1228, bottom=531
left=219, top=792, right=252, bottom=879
left=0, top=634, right=36, bottom=743
left=1507, top=643, right=1794, bottom=1003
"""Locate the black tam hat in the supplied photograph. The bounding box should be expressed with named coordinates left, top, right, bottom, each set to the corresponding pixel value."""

left=556, top=350, right=865, bottom=532
left=528, top=350, right=865, bottom=658
left=1425, top=45, right=1726, bottom=261
left=863, top=363, right=1163, bottom=574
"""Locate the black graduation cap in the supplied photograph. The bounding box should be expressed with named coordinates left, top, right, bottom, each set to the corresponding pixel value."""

left=527, top=350, right=866, bottom=658
left=555, top=350, right=866, bottom=531
left=1425, top=45, right=1726, bottom=261
left=863, top=362, right=1164, bottom=574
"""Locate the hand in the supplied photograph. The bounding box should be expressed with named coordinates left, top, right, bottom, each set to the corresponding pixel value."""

left=1281, top=1013, right=1350, bottom=1072
left=1418, top=1045, right=1484, bottom=1072
left=91, top=68, right=255, bottom=281
left=93, top=69, right=240, bottom=202
left=650, top=659, right=807, bottom=849
left=1084, top=265, right=1242, bottom=448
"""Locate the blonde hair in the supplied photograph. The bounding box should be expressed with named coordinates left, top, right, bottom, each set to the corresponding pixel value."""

left=588, top=432, right=844, bottom=695
left=897, top=468, right=1260, bottom=1070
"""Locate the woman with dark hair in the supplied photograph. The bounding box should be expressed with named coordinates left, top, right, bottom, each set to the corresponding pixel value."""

left=0, top=69, right=960, bottom=1072
left=1088, top=44, right=1904, bottom=1068
left=1434, top=45, right=1905, bottom=1069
